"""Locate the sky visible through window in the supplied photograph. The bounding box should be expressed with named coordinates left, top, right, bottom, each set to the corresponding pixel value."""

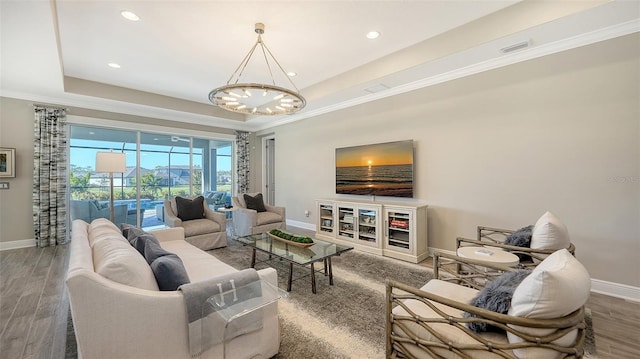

left=70, top=139, right=231, bottom=171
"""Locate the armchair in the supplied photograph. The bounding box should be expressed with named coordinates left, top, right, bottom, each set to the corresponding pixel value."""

left=386, top=250, right=590, bottom=359
left=456, top=211, right=576, bottom=269
left=232, top=193, right=286, bottom=237
left=163, top=196, right=227, bottom=250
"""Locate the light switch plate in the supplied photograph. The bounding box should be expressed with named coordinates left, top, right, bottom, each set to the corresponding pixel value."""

left=0, top=182, right=9, bottom=189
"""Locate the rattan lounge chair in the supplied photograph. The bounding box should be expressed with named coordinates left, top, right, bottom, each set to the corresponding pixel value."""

left=386, top=251, right=589, bottom=359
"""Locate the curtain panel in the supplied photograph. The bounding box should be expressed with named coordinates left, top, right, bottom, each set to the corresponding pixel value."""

left=33, top=106, right=68, bottom=247
left=235, top=131, right=250, bottom=193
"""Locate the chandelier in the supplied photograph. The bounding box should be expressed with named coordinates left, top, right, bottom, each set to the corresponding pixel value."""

left=209, top=23, right=306, bottom=116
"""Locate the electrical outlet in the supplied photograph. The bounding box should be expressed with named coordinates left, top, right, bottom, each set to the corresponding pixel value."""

left=0, top=182, right=9, bottom=190
left=304, top=210, right=310, bottom=217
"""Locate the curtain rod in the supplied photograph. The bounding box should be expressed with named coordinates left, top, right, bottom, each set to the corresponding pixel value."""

left=32, top=104, right=69, bottom=111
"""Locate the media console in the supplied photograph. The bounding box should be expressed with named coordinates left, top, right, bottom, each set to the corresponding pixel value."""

left=315, top=199, right=428, bottom=263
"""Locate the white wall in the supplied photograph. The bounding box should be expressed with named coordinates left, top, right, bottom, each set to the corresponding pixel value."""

left=261, top=33, right=640, bottom=287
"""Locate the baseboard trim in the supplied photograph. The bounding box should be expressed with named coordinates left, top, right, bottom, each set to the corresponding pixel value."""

left=0, top=239, right=37, bottom=251
left=286, top=219, right=315, bottom=231
left=591, top=279, right=640, bottom=303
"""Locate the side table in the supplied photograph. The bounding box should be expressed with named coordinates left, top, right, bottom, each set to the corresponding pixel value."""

left=216, top=207, right=237, bottom=238
left=205, top=279, right=287, bottom=359
left=456, top=246, right=520, bottom=267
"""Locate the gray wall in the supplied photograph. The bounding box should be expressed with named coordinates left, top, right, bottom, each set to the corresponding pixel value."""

left=260, top=34, right=640, bottom=287
left=0, top=98, right=36, bottom=244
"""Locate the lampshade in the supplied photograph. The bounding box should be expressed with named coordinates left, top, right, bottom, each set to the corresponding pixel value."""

left=96, top=152, right=126, bottom=173
left=209, top=22, right=306, bottom=116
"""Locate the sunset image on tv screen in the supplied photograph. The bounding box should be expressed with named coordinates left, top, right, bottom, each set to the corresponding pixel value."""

left=336, top=140, right=413, bottom=197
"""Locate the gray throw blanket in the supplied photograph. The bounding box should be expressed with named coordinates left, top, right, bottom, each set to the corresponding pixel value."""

left=178, top=268, right=263, bottom=357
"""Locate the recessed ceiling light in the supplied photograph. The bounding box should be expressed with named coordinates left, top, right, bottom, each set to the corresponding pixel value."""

left=108, top=63, right=121, bottom=69
left=120, top=10, right=140, bottom=21
left=366, top=31, right=380, bottom=40
left=287, top=71, right=297, bottom=77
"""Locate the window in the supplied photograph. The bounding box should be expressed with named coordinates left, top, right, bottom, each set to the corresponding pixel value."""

left=69, top=125, right=233, bottom=229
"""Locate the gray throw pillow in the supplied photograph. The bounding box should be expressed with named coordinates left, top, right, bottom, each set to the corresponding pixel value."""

left=244, top=193, right=267, bottom=212
left=464, top=270, right=531, bottom=333
left=150, top=254, right=191, bottom=291
left=123, top=225, right=160, bottom=256
left=175, top=196, right=205, bottom=221
left=505, top=225, right=534, bottom=262
left=143, top=239, right=173, bottom=265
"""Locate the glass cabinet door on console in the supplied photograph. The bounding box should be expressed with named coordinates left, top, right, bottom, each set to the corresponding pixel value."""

left=317, top=202, right=335, bottom=234
left=385, top=210, right=413, bottom=252
left=357, top=206, right=380, bottom=247
left=337, top=205, right=356, bottom=239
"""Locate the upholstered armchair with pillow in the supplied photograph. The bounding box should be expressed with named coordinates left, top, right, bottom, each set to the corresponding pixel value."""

left=163, top=196, right=227, bottom=250
left=456, top=211, right=576, bottom=268
left=387, top=249, right=590, bottom=359
left=232, top=193, right=286, bottom=237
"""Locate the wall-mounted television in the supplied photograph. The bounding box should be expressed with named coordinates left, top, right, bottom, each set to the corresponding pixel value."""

left=336, top=140, right=414, bottom=198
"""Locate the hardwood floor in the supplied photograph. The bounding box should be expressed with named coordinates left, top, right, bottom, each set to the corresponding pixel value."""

left=1, top=243, right=639, bottom=358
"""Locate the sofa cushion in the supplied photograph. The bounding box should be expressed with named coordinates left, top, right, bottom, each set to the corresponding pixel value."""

left=149, top=253, right=190, bottom=291
left=92, top=237, right=159, bottom=291
left=160, top=240, right=237, bottom=283
left=244, top=193, right=267, bottom=212
left=392, top=279, right=509, bottom=359
left=124, top=225, right=161, bottom=256
left=181, top=218, right=221, bottom=237
left=175, top=196, right=206, bottom=221
left=507, top=249, right=590, bottom=359
left=256, top=212, right=282, bottom=226
left=464, top=270, right=531, bottom=333
left=88, top=218, right=128, bottom=247
left=530, top=212, right=570, bottom=253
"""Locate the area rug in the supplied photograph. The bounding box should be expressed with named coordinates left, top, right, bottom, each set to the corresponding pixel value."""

left=65, top=238, right=598, bottom=358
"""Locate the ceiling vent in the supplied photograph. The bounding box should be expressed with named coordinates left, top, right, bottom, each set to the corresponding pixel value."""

left=500, top=40, right=531, bottom=54
left=364, top=83, right=390, bottom=94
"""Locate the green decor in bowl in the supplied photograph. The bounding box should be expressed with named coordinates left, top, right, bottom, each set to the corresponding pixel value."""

left=268, top=229, right=315, bottom=248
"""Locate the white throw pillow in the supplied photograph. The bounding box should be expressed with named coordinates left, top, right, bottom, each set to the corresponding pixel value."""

left=93, top=238, right=159, bottom=291
left=507, top=249, right=590, bottom=359
left=530, top=211, right=570, bottom=251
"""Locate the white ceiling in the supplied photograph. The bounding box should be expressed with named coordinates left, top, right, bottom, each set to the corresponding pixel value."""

left=1, top=1, right=638, bottom=132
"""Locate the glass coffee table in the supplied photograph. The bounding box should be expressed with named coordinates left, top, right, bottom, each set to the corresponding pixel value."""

left=235, top=233, right=353, bottom=294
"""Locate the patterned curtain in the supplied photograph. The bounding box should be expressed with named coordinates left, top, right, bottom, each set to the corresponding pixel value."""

left=235, top=131, right=250, bottom=193
left=33, top=106, right=68, bottom=247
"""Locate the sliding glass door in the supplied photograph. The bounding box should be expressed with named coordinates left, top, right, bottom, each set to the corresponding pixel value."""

left=69, top=125, right=233, bottom=229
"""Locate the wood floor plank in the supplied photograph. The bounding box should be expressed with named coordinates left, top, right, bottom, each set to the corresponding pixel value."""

left=0, top=247, right=54, bottom=358
left=23, top=246, right=70, bottom=359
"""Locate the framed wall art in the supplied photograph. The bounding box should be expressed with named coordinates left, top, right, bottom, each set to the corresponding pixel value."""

left=0, top=148, right=16, bottom=177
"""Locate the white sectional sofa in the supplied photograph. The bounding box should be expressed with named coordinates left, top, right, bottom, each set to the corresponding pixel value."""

left=66, top=218, right=280, bottom=359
